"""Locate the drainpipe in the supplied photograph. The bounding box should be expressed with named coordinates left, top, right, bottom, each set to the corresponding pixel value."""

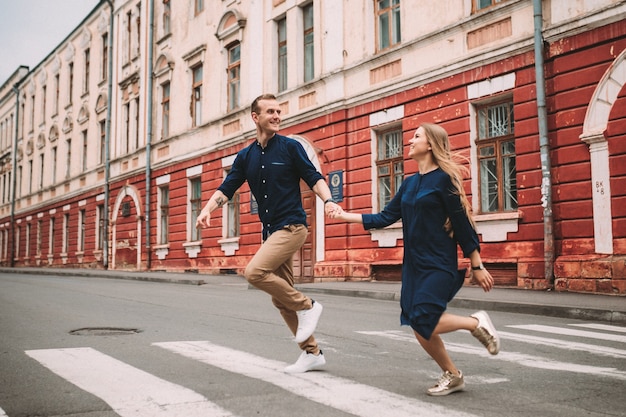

left=145, top=0, right=154, bottom=269
left=533, top=0, right=555, bottom=286
left=103, top=0, right=114, bottom=269
left=9, top=85, right=20, bottom=267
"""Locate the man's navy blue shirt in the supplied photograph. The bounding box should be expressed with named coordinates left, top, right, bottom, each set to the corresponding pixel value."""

left=218, top=134, right=324, bottom=240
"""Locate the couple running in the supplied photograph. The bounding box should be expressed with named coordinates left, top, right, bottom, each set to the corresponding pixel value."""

left=196, top=94, right=500, bottom=396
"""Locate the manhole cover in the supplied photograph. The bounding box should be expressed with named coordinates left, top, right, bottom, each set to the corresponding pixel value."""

left=69, top=327, right=141, bottom=336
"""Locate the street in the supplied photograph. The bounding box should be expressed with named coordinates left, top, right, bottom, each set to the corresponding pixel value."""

left=0, top=272, right=624, bottom=417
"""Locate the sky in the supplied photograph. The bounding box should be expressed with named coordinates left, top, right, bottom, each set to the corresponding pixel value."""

left=0, top=0, right=99, bottom=84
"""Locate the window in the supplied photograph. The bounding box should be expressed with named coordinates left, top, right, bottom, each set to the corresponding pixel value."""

left=126, top=11, right=132, bottom=62
left=99, top=120, right=106, bottom=164
left=26, top=223, right=31, bottom=257
left=42, top=85, right=47, bottom=120
left=15, top=226, right=20, bottom=259
left=473, top=0, right=506, bottom=13
left=476, top=100, right=517, bottom=212
left=51, top=146, right=57, bottom=184
left=54, top=74, right=60, bottom=115
left=195, top=0, right=204, bottom=15
left=49, top=217, right=55, bottom=255
left=303, top=4, right=314, bottom=82
left=161, top=82, right=170, bottom=138
left=102, top=33, right=109, bottom=81
left=226, top=189, right=239, bottom=238
left=30, top=94, right=35, bottom=131
left=17, top=165, right=22, bottom=198
left=122, top=101, right=130, bottom=153
left=82, top=130, right=88, bottom=171
left=159, top=185, right=169, bottom=244
left=28, top=160, right=33, bottom=194
left=36, top=220, right=42, bottom=256
left=84, top=48, right=90, bottom=94
left=277, top=18, right=287, bottom=92
left=376, top=129, right=404, bottom=209
left=97, top=204, right=105, bottom=250
left=63, top=213, right=70, bottom=254
left=191, top=65, right=203, bottom=127
left=68, top=62, right=74, bottom=105
left=227, top=43, right=240, bottom=111
left=39, top=154, right=44, bottom=190
left=163, top=0, right=171, bottom=35
left=78, top=209, right=85, bottom=252
left=65, top=139, right=71, bottom=179
left=189, top=177, right=202, bottom=241
left=376, top=0, right=401, bottom=52
left=133, top=97, right=140, bottom=150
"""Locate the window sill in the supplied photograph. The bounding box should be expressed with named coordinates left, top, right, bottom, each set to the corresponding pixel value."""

left=153, top=244, right=170, bottom=260
left=474, top=210, right=522, bottom=242
left=183, top=241, right=202, bottom=258
left=369, top=221, right=403, bottom=247
left=218, top=236, right=240, bottom=256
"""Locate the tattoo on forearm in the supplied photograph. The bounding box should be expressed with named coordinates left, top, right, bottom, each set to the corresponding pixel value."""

left=216, top=197, right=225, bottom=208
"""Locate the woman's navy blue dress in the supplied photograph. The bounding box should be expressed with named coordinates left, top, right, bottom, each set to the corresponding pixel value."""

left=362, top=168, right=480, bottom=340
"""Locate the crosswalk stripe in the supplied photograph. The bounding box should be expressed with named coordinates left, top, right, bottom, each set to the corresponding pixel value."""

left=25, top=347, right=238, bottom=417
left=507, top=325, right=626, bottom=343
left=154, top=341, right=480, bottom=417
left=569, top=323, right=626, bottom=333
left=0, top=406, right=7, bottom=417
left=498, top=331, right=626, bottom=359
left=357, top=330, right=626, bottom=380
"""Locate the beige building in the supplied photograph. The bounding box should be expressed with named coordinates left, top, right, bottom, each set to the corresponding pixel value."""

left=1, top=0, right=625, bottom=294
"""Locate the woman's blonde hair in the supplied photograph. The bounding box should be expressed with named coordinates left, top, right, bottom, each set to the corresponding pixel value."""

left=420, top=123, right=475, bottom=230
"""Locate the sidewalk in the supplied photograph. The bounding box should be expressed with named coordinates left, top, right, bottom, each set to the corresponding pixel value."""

left=2, top=267, right=625, bottom=325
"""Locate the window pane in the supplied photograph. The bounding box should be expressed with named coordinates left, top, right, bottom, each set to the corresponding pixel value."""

left=479, top=145, right=495, bottom=157
left=502, top=153, right=517, bottom=210
left=480, top=158, right=498, bottom=212
left=190, top=179, right=202, bottom=241
left=378, top=13, right=390, bottom=50
left=392, top=6, right=401, bottom=44
left=378, top=176, right=392, bottom=208
left=278, top=19, right=287, bottom=92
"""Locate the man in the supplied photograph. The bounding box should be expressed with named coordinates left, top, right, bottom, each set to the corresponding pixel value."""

left=196, top=93, right=340, bottom=373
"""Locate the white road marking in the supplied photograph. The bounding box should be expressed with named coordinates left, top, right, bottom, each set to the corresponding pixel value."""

left=507, top=324, right=626, bottom=343
left=25, top=347, right=238, bottom=417
left=0, top=406, right=7, bottom=417
left=154, top=341, right=480, bottom=417
left=498, top=331, right=626, bottom=359
left=357, top=330, right=626, bottom=380
left=569, top=323, right=626, bottom=333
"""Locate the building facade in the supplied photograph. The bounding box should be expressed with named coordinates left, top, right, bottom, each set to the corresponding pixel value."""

left=0, top=0, right=624, bottom=294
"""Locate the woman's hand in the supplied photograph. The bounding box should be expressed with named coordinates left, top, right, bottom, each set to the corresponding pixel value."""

left=471, top=268, right=494, bottom=292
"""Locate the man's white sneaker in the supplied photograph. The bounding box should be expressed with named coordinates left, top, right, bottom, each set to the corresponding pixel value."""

left=284, top=350, right=326, bottom=373
left=295, top=301, right=323, bottom=343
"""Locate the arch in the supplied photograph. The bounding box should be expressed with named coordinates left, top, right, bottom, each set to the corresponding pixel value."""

left=154, top=53, right=174, bottom=77
left=62, top=114, right=73, bottom=133
left=95, top=92, right=108, bottom=114
left=579, top=47, right=626, bottom=254
left=48, top=124, right=59, bottom=142
left=111, top=184, right=143, bottom=270
left=77, top=103, right=90, bottom=124
left=215, top=9, right=246, bottom=41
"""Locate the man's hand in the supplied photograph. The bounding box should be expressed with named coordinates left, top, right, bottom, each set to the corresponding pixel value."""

left=324, top=201, right=342, bottom=217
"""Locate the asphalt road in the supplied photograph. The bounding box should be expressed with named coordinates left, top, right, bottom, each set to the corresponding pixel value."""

left=0, top=272, right=624, bottom=417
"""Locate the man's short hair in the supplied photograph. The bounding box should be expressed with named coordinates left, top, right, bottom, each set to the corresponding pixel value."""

left=251, top=94, right=277, bottom=114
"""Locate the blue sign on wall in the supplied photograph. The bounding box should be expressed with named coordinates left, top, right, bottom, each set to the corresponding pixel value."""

left=328, top=170, right=343, bottom=202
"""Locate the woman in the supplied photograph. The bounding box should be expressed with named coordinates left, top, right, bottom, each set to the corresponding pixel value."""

left=332, top=123, right=500, bottom=396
